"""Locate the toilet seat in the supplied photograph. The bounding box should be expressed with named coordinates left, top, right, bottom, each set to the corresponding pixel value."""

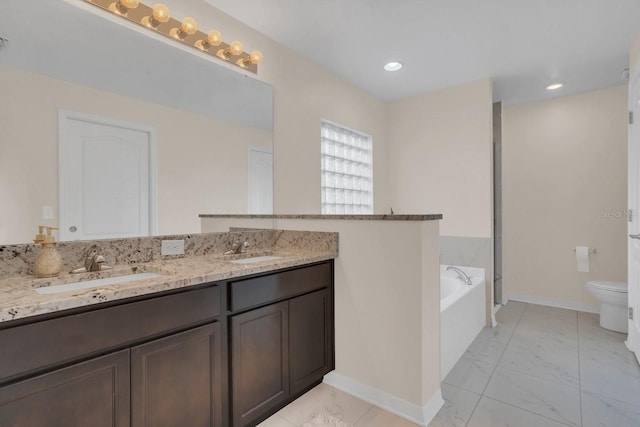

left=587, top=281, right=627, bottom=293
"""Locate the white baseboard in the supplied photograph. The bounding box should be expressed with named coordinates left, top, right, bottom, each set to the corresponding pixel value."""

left=492, top=304, right=501, bottom=327
left=323, top=372, right=444, bottom=426
left=503, top=293, right=599, bottom=314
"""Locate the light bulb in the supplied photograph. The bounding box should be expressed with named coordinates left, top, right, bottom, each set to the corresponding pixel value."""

left=142, top=3, right=170, bottom=28
left=170, top=17, right=198, bottom=40
left=249, top=50, right=263, bottom=65
left=181, top=17, right=198, bottom=35
left=196, top=30, right=223, bottom=51
left=120, top=0, right=139, bottom=8
left=152, top=4, right=170, bottom=23
left=229, top=41, right=243, bottom=56
left=109, top=0, right=139, bottom=15
left=546, top=82, right=564, bottom=91
left=239, top=50, right=264, bottom=67
left=207, top=30, right=222, bottom=46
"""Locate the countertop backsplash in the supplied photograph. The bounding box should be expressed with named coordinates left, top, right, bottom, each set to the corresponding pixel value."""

left=0, top=229, right=338, bottom=280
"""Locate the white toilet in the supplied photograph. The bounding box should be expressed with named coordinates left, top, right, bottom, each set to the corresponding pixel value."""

left=585, top=281, right=628, bottom=333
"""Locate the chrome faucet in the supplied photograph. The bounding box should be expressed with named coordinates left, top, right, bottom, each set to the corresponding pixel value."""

left=71, top=245, right=113, bottom=273
left=445, top=266, right=473, bottom=285
left=224, top=240, right=249, bottom=255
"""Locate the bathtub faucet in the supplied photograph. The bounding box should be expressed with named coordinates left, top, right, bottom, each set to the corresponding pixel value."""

left=445, top=266, right=473, bottom=286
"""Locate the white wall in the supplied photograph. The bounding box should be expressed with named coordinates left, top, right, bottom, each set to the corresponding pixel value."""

left=502, top=86, right=628, bottom=309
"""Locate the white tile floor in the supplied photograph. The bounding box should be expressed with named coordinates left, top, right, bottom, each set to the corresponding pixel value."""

left=258, top=382, right=419, bottom=426
left=260, top=301, right=640, bottom=426
left=432, top=301, right=640, bottom=427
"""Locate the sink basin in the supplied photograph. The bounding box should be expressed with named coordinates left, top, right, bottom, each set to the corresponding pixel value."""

left=229, top=255, right=283, bottom=264
left=35, top=272, right=162, bottom=295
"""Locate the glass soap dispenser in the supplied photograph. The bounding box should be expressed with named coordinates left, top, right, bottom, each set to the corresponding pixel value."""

left=33, top=226, right=63, bottom=277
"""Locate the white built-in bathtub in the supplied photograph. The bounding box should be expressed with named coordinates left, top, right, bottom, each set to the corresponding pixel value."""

left=440, top=265, right=486, bottom=380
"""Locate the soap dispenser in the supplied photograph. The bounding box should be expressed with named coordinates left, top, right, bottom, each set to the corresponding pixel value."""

left=34, top=226, right=63, bottom=278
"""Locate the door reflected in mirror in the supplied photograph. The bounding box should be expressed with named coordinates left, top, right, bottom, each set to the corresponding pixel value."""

left=0, top=0, right=274, bottom=245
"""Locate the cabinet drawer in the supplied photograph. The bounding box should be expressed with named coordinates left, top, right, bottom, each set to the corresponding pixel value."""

left=229, top=262, right=332, bottom=312
left=0, top=285, right=220, bottom=382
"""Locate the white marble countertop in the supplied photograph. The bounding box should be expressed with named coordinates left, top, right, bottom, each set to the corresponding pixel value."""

left=0, top=249, right=336, bottom=323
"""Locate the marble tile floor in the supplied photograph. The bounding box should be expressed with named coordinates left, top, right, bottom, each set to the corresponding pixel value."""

left=258, top=382, right=420, bottom=427
left=431, top=301, right=640, bottom=427
left=259, top=301, right=640, bottom=427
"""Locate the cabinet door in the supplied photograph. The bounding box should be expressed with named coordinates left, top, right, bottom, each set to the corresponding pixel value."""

left=131, top=323, right=222, bottom=427
left=0, top=350, right=130, bottom=427
left=289, top=289, right=332, bottom=395
left=231, top=301, right=289, bottom=426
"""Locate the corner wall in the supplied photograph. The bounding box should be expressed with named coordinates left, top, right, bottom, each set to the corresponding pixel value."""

left=502, top=86, right=628, bottom=309
left=202, top=216, right=443, bottom=425
left=169, top=0, right=390, bottom=214
left=386, top=79, right=493, bottom=238
left=386, top=78, right=494, bottom=321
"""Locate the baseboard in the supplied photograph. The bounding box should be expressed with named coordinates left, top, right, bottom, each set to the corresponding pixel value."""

left=323, top=372, right=444, bottom=426
left=503, top=293, right=599, bottom=314
left=492, top=304, right=501, bottom=327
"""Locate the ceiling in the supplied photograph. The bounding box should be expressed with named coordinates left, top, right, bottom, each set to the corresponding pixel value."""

left=206, top=0, right=640, bottom=104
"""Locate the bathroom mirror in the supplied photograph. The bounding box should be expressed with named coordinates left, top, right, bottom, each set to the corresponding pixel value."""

left=0, top=0, right=274, bottom=245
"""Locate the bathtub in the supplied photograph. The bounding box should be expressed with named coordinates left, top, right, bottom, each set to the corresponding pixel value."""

left=440, top=265, right=486, bottom=380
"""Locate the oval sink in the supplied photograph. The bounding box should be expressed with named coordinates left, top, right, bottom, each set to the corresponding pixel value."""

left=35, top=272, right=162, bottom=295
left=229, top=255, right=283, bottom=264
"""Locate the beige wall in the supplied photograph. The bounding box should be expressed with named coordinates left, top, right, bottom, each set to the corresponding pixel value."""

left=0, top=65, right=271, bottom=244
left=387, top=79, right=494, bottom=238
left=165, top=0, right=390, bottom=215
left=502, top=86, right=628, bottom=308
left=2, top=0, right=390, bottom=245
left=202, top=217, right=442, bottom=424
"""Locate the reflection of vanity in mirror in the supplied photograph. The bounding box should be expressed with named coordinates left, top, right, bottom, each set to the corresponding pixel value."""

left=0, top=0, right=274, bottom=245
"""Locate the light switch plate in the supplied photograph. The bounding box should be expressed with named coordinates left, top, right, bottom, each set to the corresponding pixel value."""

left=161, top=239, right=184, bottom=256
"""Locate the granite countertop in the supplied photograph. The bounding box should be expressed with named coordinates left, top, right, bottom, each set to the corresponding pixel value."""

left=199, top=214, right=443, bottom=220
left=0, top=249, right=336, bottom=323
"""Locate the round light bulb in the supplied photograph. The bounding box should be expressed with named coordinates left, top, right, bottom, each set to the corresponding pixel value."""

left=181, top=17, right=198, bottom=35
left=229, top=41, right=244, bottom=56
left=152, top=4, right=170, bottom=23
left=249, top=50, right=263, bottom=65
left=546, top=82, right=564, bottom=91
left=207, top=30, right=222, bottom=46
left=120, top=0, right=139, bottom=8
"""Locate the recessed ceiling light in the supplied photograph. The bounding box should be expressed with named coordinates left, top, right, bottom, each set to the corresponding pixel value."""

left=384, top=61, right=403, bottom=72
left=546, top=82, right=564, bottom=91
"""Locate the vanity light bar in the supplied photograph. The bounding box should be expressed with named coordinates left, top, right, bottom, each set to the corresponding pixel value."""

left=84, top=0, right=262, bottom=74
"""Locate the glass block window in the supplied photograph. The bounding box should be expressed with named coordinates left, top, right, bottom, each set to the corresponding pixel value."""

left=321, top=120, right=373, bottom=214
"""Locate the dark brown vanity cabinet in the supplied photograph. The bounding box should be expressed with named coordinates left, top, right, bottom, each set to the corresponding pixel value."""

left=0, top=350, right=131, bottom=427
left=0, top=259, right=334, bottom=427
left=131, top=323, right=223, bottom=427
left=229, top=261, right=334, bottom=426
left=0, top=285, right=223, bottom=427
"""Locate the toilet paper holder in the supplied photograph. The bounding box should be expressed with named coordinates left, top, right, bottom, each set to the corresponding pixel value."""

left=573, top=247, right=596, bottom=254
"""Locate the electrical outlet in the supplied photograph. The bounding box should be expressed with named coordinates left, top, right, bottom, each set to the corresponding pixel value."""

left=42, top=206, right=54, bottom=220
left=161, top=239, right=184, bottom=256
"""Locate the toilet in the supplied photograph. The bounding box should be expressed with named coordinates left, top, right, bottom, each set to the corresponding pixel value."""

left=585, top=281, right=628, bottom=333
